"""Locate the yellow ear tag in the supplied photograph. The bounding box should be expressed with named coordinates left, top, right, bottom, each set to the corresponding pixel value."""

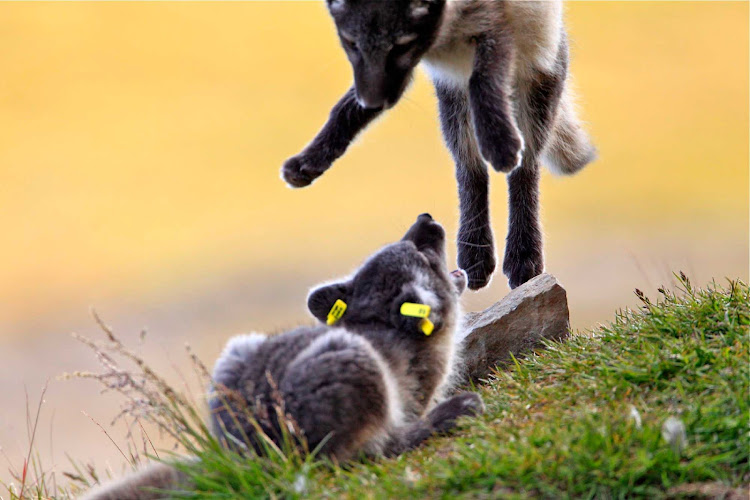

left=419, top=318, right=435, bottom=336
left=400, top=302, right=431, bottom=318
left=326, top=299, right=347, bottom=325
left=401, top=303, right=434, bottom=336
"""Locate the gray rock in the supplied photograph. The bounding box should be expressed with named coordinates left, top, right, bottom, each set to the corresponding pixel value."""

left=457, top=273, right=570, bottom=383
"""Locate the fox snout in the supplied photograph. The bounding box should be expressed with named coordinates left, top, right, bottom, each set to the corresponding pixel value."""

left=353, top=62, right=410, bottom=110
left=356, top=91, right=385, bottom=110
left=402, top=213, right=446, bottom=254
left=354, top=68, right=389, bottom=109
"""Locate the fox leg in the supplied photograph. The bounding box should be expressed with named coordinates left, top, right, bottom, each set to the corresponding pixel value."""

left=384, top=392, right=484, bottom=456
left=503, top=36, right=569, bottom=289
left=279, top=333, right=393, bottom=461
left=282, top=86, right=383, bottom=188
left=80, top=462, right=190, bottom=500
left=468, top=31, right=524, bottom=174
left=436, top=83, right=496, bottom=290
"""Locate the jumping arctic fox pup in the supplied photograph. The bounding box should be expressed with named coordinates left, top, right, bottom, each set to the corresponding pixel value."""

left=83, top=214, right=483, bottom=499
left=282, top=0, right=596, bottom=291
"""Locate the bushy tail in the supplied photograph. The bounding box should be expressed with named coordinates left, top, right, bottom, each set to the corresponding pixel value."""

left=81, top=461, right=191, bottom=500
left=542, top=93, right=597, bottom=175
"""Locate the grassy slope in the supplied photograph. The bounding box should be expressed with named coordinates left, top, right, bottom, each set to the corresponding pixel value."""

left=10, top=277, right=742, bottom=499
left=179, top=276, right=748, bottom=499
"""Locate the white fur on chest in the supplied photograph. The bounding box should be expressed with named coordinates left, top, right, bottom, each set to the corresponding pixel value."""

left=422, top=42, right=476, bottom=88
left=420, top=0, right=564, bottom=87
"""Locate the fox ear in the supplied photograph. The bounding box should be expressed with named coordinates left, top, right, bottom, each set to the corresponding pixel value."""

left=327, top=0, right=346, bottom=12
left=308, top=281, right=352, bottom=324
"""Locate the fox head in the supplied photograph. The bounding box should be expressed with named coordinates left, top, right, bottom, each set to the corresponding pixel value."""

left=308, top=213, right=466, bottom=336
left=326, top=0, right=446, bottom=109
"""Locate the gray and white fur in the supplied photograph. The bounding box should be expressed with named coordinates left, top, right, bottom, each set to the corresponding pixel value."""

left=210, top=213, right=482, bottom=460
left=82, top=214, right=483, bottom=499
left=282, top=0, right=596, bottom=290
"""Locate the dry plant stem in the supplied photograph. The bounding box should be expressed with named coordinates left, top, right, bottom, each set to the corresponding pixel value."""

left=62, top=308, right=323, bottom=498
left=136, top=419, right=159, bottom=459
left=49, top=410, right=58, bottom=495
left=64, top=309, right=210, bottom=453
left=19, top=382, right=48, bottom=500
left=82, top=411, right=132, bottom=466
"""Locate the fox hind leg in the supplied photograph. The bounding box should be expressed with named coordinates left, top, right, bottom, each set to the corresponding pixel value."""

left=280, top=333, right=393, bottom=461
left=504, top=36, right=571, bottom=289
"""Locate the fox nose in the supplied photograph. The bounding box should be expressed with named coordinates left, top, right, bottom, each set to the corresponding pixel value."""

left=357, top=94, right=385, bottom=110
left=355, top=66, right=389, bottom=110
left=402, top=213, right=445, bottom=253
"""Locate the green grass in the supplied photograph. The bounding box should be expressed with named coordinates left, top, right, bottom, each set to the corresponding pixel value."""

left=174, top=275, right=749, bottom=499
left=7, top=276, right=748, bottom=499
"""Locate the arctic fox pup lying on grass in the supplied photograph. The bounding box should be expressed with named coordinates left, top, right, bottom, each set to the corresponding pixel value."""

left=210, top=213, right=483, bottom=460
left=83, top=214, right=483, bottom=499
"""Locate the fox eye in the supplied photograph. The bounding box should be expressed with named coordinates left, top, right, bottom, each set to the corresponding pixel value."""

left=389, top=36, right=418, bottom=67
left=340, top=32, right=359, bottom=51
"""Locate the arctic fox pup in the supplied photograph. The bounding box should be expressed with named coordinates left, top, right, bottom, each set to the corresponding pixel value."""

left=282, top=0, right=596, bottom=290
left=83, top=214, right=483, bottom=499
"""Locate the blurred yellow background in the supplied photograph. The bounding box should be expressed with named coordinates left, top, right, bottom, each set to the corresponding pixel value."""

left=0, top=1, right=747, bottom=488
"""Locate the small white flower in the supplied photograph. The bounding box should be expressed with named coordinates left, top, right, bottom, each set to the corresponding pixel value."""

left=404, top=466, right=421, bottom=484
left=661, top=416, right=687, bottom=453
left=293, top=473, right=307, bottom=494
left=628, top=406, right=642, bottom=429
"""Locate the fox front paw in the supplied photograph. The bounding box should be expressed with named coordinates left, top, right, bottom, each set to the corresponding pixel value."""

left=457, top=234, right=496, bottom=291
left=476, top=126, right=524, bottom=174
left=428, top=392, right=484, bottom=434
left=281, top=154, right=328, bottom=188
